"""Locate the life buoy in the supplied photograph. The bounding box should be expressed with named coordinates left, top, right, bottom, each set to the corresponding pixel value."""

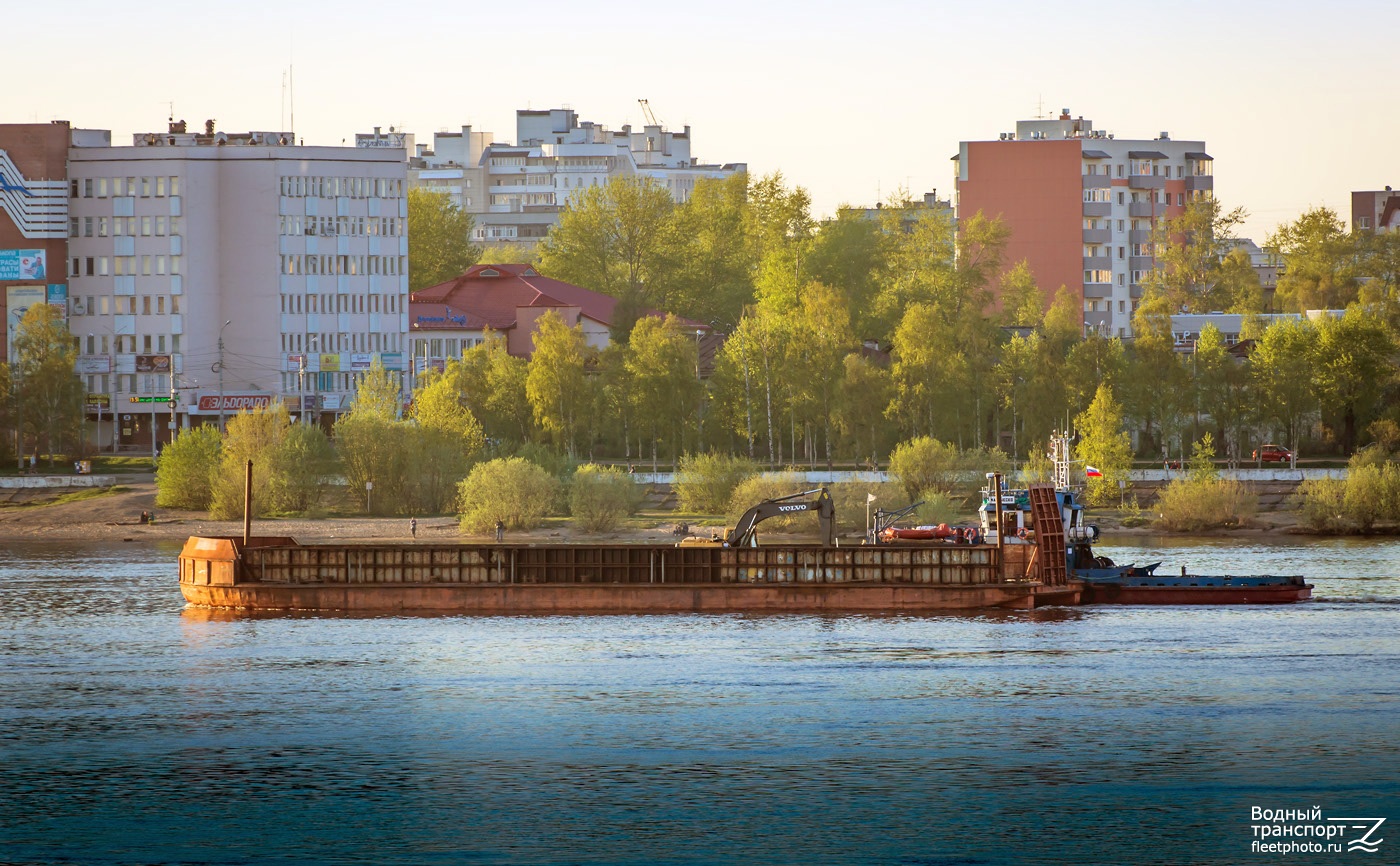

left=1016, top=527, right=1028, bottom=539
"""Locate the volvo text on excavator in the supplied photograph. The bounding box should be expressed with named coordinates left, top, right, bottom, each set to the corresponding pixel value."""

left=720, top=487, right=836, bottom=547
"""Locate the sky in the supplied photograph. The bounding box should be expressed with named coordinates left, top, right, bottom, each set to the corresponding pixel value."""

left=14, top=0, right=1399, bottom=242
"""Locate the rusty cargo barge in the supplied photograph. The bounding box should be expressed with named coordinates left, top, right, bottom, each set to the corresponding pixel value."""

left=179, top=535, right=1082, bottom=613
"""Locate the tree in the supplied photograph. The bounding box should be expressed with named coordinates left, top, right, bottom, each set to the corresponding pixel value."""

left=1249, top=317, right=1318, bottom=457
left=536, top=176, right=676, bottom=338
left=1124, top=290, right=1189, bottom=457
left=623, top=315, right=701, bottom=464
left=266, top=423, right=337, bottom=513
left=1311, top=308, right=1394, bottom=452
left=525, top=311, right=592, bottom=456
left=209, top=404, right=294, bottom=519
left=667, top=173, right=755, bottom=328
left=1145, top=197, right=1247, bottom=312
left=1268, top=207, right=1360, bottom=311
left=998, top=260, right=1046, bottom=327
left=834, top=353, right=893, bottom=467
left=1075, top=384, right=1132, bottom=506
left=409, top=371, right=487, bottom=512
left=805, top=207, right=884, bottom=338
left=407, top=188, right=479, bottom=291
left=334, top=362, right=411, bottom=513
left=154, top=425, right=222, bottom=509
left=11, top=303, right=82, bottom=466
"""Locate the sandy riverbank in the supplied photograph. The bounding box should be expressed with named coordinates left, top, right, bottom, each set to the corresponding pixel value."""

left=0, top=477, right=1312, bottom=544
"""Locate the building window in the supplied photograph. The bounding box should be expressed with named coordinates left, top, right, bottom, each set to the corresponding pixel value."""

left=1083, top=270, right=1111, bottom=284
left=1083, top=188, right=1110, bottom=203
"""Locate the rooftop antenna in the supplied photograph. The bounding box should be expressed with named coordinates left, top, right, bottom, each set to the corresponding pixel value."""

left=1035, top=94, right=1046, bottom=119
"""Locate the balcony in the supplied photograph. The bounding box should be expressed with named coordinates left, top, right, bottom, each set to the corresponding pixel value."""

left=1083, top=255, right=1112, bottom=271
left=1083, top=282, right=1113, bottom=298
left=1129, top=229, right=1152, bottom=244
left=1082, top=202, right=1111, bottom=218
left=1185, top=175, right=1214, bottom=191
left=1130, top=256, right=1156, bottom=271
left=1082, top=175, right=1111, bottom=189
left=1128, top=202, right=1157, bottom=218
left=1128, top=175, right=1166, bottom=190
left=1083, top=229, right=1111, bottom=244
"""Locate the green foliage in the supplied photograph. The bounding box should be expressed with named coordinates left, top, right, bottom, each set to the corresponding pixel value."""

left=511, top=441, right=577, bottom=480
left=1156, top=478, right=1257, bottom=531
left=409, top=372, right=487, bottom=513
left=1292, top=452, right=1400, bottom=533
left=1075, top=384, right=1132, bottom=506
left=888, top=437, right=1009, bottom=501
left=154, top=425, right=223, bottom=509
left=407, top=188, right=479, bottom=291
left=11, top=303, right=83, bottom=464
left=568, top=464, right=640, bottom=533
left=525, top=311, right=592, bottom=456
left=209, top=405, right=294, bottom=519
left=624, top=315, right=702, bottom=461
left=1187, top=433, right=1220, bottom=484
left=1267, top=207, right=1359, bottom=311
left=675, top=452, right=759, bottom=513
left=266, top=423, right=337, bottom=513
left=1293, top=477, right=1349, bottom=532
left=457, top=457, right=561, bottom=533
left=536, top=175, right=677, bottom=337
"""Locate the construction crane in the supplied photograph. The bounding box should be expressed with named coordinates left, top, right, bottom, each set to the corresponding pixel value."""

left=637, top=99, right=661, bottom=127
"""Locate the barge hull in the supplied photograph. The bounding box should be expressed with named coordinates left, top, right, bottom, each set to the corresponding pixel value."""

left=1079, top=583, right=1312, bottom=605
left=179, top=581, right=1073, bottom=613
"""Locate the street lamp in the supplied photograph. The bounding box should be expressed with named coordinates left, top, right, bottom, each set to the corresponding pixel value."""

left=694, top=329, right=704, bottom=451
left=216, top=320, right=231, bottom=430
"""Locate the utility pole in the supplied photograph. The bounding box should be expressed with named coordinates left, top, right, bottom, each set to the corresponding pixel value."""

left=217, top=319, right=231, bottom=431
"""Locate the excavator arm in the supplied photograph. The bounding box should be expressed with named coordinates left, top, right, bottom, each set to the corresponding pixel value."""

left=724, top=488, right=835, bottom=547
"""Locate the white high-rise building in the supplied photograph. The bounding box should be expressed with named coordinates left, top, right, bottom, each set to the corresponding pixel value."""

left=387, top=107, right=746, bottom=249
left=66, top=120, right=409, bottom=451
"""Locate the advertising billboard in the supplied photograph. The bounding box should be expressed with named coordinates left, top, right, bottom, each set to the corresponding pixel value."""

left=0, top=250, right=47, bottom=281
left=6, top=285, right=46, bottom=360
left=135, top=354, right=172, bottom=373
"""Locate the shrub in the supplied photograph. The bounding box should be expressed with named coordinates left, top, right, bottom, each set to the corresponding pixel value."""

left=154, top=425, right=222, bottom=510
left=828, top=481, right=905, bottom=534
left=266, top=423, right=337, bottom=514
left=1292, top=478, right=1347, bottom=532
left=889, top=437, right=1011, bottom=501
left=1156, top=477, right=1257, bottom=531
left=1291, top=452, right=1400, bottom=533
left=569, top=464, right=641, bottom=533
left=457, top=457, right=561, bottom=534
left=675, top=452, right=758, bottom=514
left=209, top=406, right=294, bottom=519
left=512, top=441, right=577, bottom=480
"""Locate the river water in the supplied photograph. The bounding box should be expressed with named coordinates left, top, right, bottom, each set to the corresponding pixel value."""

left=1, top=537, right=1397, bottom=866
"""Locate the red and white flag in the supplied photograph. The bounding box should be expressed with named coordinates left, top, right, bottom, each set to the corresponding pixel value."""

left=1085, top=466, right=1103, bottom=478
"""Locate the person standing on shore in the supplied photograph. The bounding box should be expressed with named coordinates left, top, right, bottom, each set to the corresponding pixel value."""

left=495, top=519, right=505, bottom=542
left=409, top=517, right=417, bottom=539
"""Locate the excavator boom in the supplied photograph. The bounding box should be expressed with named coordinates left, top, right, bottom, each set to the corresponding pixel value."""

left=724, top=487, right=836, bottom=547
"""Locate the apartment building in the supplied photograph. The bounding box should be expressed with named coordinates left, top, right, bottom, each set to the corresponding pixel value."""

left=386, top=107, right=745, bottom=249
left=65, top=120, right=409, bottom=452
left=1352, top=186, right=1400, bottom=233
left=954, top=109, right=1214, bottom=336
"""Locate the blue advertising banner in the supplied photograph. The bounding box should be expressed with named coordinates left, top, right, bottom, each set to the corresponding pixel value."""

left=0, top=250, right=46, bottom=281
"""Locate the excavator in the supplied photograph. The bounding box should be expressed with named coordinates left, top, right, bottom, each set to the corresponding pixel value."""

left=681, top=487, right=836, bottom=547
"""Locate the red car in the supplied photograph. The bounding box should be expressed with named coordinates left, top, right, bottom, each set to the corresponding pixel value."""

left=1253, top=444, right=1293, bottom=463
